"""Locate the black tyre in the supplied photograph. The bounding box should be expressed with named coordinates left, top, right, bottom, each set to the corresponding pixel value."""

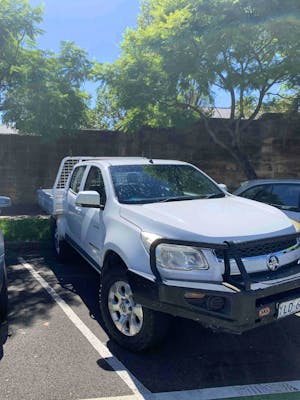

left=51, top=217, right=71, bottom=262
left=0, top=268, right=8, bottom=344
left=100, top=267, right=169, bottom=352
left=0, top=270, right=8, bottom=323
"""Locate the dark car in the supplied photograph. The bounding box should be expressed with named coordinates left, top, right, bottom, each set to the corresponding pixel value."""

left=0, top=196, right=11, bottom=343
left=234, top=179, right=300, bottom=225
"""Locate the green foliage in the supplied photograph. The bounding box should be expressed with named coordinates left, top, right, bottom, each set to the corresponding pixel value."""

left=2, top=42, right=93, bottom=139
left=262, top=92, right=299, bottom=115
left=0, top=0, right=93, bottom=139
left=94, top=0, right=299, bottom=178
left=0, top=218, right=50, bottom=242
left=96, top=0, right=299, bottom=128
left=0, top=0, right=43, bottom=103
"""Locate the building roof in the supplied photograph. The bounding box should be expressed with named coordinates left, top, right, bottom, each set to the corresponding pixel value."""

left=211, top=108, right=232, bottom=119
left=0, top=124, right=19, bottom=134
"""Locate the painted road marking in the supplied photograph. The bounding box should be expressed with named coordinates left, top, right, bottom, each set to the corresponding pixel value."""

left=18, top=258, right=300, bottom=400
left=80, top=380, right=300, bottom=400
left=80, top=396, right=141, bottom=400
left=18, top=258, right=153, bottom=400
left=153, top=380, right=300, bottom=399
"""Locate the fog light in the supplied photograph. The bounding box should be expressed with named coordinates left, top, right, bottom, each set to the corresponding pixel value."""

left=207, top=296, right=225, bottom=311
left=258, top=307, right=271, bottom=318
left=184, top=292, right=206, bottom=299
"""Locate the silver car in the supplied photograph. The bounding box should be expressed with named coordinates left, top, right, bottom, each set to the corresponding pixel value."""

left=234, top=179, right=300, bottom=223
left=0, top=196, right=11, bottom=344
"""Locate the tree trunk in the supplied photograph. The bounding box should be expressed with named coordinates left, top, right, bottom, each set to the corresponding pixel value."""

left=231, top=145, right=258, bottom=180
left=203, top=120, right=258, bottom=181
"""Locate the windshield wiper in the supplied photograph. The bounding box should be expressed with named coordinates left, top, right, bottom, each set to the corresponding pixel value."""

left=204, top=193, right=226, bottom=199
left=159, top=195, right=201, bottom=203
left=160, top=193, right=226, bottom=202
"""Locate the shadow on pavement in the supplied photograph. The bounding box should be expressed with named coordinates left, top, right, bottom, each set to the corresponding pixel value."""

left=9, top=248, right=300, bottom=393
left=105, top=315, right=300, bottom=393
left=5, top=252, right=79, bottom=338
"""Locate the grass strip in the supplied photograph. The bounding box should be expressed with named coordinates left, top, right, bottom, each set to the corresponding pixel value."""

left=0, top=217, right=51, bottom=242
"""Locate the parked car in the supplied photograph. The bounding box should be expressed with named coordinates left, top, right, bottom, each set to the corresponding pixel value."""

left=0, top=196, right=11, bottom=344
left=38, top=158, right=300, bottom=351
left=234, top=179, right=300, bottom=225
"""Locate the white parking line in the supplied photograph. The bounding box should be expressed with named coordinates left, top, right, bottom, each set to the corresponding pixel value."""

left=18, top=258, right=153, bottom=400
left=18, top=257, right=300, bottom=400
left=153, top=380, right=300, bottom=399
left=80, top=396, right=141, bottom=400
left=80, top=380, right=300, bottom=400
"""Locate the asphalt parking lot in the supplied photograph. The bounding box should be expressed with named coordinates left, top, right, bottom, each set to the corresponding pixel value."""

left=2, top=247, right=300, bottom=400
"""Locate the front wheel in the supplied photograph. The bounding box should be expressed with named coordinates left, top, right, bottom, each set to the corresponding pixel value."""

left=0, top=269, right=8, bottom=344
left=0, top=271, right=8, bottom=323
left=100, top=269, right=169, bottom=352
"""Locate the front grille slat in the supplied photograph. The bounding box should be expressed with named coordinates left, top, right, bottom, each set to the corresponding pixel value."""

left=215, top=239, right=297, bottom=259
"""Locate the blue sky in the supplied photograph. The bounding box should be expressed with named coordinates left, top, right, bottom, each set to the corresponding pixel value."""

left=30, top=0, right=140, bottom=62
left=29, top=0, right=228, bottom=107
left=29, top=0, right=141, bottom=105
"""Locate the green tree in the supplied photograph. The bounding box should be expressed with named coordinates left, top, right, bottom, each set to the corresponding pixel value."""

left=96, top=0, right=300, bottom=179
left=3, top=41, right=93, bottom=138
left=0, top=1, right=93, bottom=139
left=0, top=0, right=43, bottom=108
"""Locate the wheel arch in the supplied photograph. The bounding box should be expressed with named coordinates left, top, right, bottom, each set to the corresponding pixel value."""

left=101, top=250, right=128, bottom=277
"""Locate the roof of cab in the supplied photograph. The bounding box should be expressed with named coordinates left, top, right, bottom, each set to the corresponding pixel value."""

left=78, top=158, right=189, bottom=167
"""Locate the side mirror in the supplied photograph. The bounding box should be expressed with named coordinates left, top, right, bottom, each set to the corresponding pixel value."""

left=76, top=191, right=101, bottom=208
left=218, top=183, right=228, bottom=192
left=0, top=196, right=11, bottom=208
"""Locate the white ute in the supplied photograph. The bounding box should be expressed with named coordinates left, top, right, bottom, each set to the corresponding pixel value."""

left=38, top=157, right=300, bottom=351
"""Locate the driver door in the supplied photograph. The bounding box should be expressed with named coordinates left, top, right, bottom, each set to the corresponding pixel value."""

left=80, top=166, right=107, bottom=269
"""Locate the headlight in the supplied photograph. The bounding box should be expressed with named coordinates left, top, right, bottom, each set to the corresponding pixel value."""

left=291, top=219, right=300, bottom=232
left=156, top=244, right=209, bottom=271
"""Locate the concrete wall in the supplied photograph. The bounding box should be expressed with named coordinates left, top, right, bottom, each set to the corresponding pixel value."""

left=0, top=117, right=299, bottom=204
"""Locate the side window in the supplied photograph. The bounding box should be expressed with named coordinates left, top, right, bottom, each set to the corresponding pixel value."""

left=69, top=166, right=86, bottom=194
left=270, top=184, right=300, bottom=210
left=240, top=185, right=272, bottom=202
left=241, top=184, right=300, bottom=211
left=84, top=167, right=107, bottom=205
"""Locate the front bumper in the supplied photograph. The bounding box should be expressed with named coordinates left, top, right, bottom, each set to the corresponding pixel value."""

left=128, top=269, right=300, bottom=333
left=128, top=232, right=300, bottom=334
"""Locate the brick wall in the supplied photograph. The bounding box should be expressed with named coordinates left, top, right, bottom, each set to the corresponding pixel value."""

left=0, top=117, right=299, bottom=204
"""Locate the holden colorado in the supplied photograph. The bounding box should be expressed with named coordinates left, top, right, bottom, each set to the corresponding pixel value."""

left=38, top=157, right=300, bottom=351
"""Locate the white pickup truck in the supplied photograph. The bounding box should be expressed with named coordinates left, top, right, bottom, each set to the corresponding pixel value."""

left=38, top=157, right=300, bottom=351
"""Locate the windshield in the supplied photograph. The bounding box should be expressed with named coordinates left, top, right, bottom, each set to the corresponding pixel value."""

left=110, top=164, right=225, bottom=204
